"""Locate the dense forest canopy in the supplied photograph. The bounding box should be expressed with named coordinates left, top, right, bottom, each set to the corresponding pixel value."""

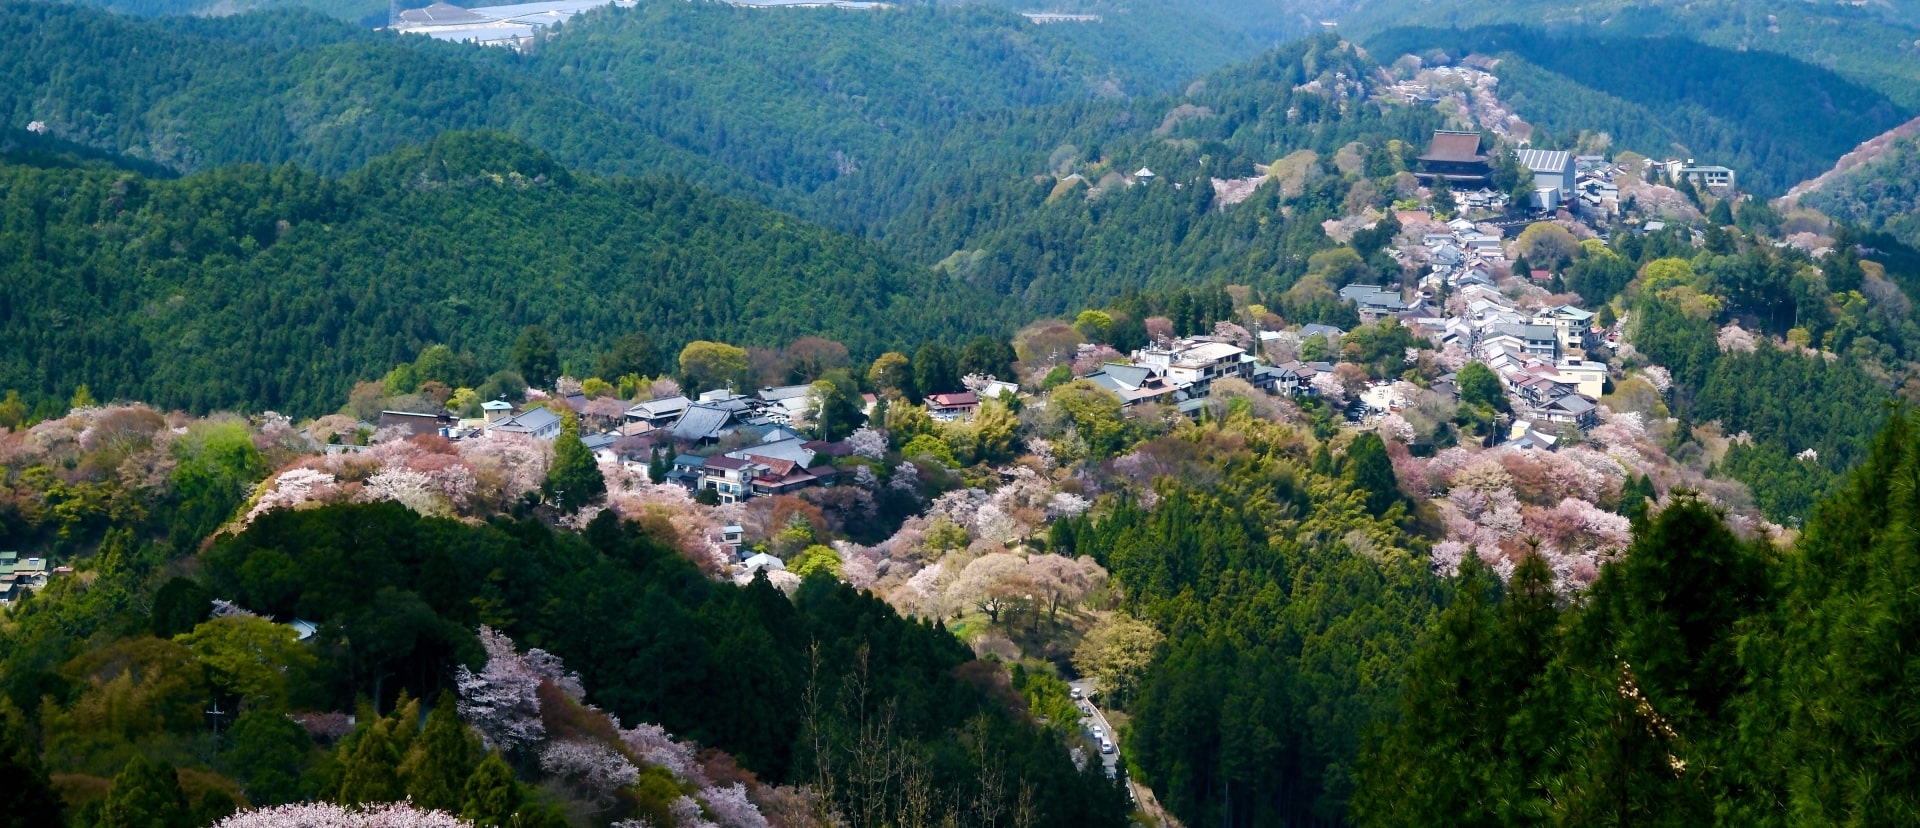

left=1360, top=25, right=1913, bottom=196
left=0, top=131, right=1002, bottom=416
left=1334, top=0, right=1920, bottom=110
left=13, top=0, right=1920, bottom=825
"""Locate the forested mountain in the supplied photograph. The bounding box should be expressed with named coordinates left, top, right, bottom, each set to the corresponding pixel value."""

left=1333, top=0, right=1920, bottom=109
left=2, top=23, right=1452, bottom=415
left=1358, top=25, right=1912, bottom=196
left=3, top=0, right=1260, bottom=202
left=1354, top=409, right=1920, bottom=825
left=1799, top=134, right=1920, bottom=249
left=859, top=36, right=1443, bottom=308
left=518, top=1, right=1179, bottom=198
left=0, top=131, right=999, bottom=416
left=1, top=2, right=768, bottom=192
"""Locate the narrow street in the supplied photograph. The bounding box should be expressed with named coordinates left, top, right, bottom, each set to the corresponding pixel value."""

left=1068, top=678, right=1182, bottom=828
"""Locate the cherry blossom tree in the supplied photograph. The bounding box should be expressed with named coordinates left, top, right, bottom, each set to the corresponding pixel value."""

left=455, top=627, right=546, bottom=752
left=846, top=427, right=887, bottom=460
left=539, top=740, right=638, bottom=809
left=698, top=783, right=771, bottom=828
left=1309, top=372, right=1348, bottom=406
left=1024, top=554, right=1106, bottom=619
left=1376, top=412, right=1416, bottom=444
left=1638, top=366, right=1673, bottom=394
left=1046, top=492, right=1091, bottom=519
left=246, top=468, right=340, bottom=521
left=944, top=553, right=1033, bottom=624
left=214, top=803, right=471, bottom=827
left=620, top=723, right=708, bottom=786
left=1716, top=323, right=1757, bottom=353
left=672, top=797, right=720, bottom=828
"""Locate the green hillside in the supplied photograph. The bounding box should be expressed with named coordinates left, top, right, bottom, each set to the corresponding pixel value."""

left=1360, top=25, right=1911, bottom=196
left=0, top=131, right=999, bottom=415
left=0, top=2, right=766, bottom=191
left=1337, top=0, right=1920, bottom=109
left=1801, top=135, right=1920, bottom=248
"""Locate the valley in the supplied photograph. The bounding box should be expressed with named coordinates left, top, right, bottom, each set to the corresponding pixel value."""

left=8, top=2, right=1920, bottom=827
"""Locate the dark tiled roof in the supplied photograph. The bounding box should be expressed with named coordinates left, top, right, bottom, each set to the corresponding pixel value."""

left=671, top=406, right=735, bottom=441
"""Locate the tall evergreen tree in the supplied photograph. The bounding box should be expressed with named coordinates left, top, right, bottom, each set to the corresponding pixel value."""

left=462, top=752, right=521, bottom=828
left=511, top=326, right=561, bottom=389
left=403, top=693, right=482, bottom=813
left=912, top=342, right=958, bottom=398
left=594, top=332, right=656, bottom=382
left=335, top=720, right=405, bottom=806
left=225, top=708, right=315, bottom=806
left=98, top=755, right=191, bottom=828
left=543, top=411, right=606, bottom=512
left=647, top=446, right=669, bottom=484
left=1347, top=432, right=1402, bottom=518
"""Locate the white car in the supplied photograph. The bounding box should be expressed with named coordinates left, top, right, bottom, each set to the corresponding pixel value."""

left=1091, top=725, right=1104, bottom=738
left=1070, top=687, right=1083, bottom=700
left=1101, top=741, right=1115, bottom=755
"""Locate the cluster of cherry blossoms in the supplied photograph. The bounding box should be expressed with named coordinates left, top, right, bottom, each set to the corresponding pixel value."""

left=1416, top=444, right=1634, bottom=591
left=245, top=434, right=551, bottom=524
left=214, top=803, right=472, bottom=827
left=452, top=627, right=821, bottom=828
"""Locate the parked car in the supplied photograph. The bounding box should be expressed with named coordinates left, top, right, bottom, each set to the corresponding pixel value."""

left=1070, top=687, right=1083, bottom=700
left=1091, top=725, right=1103, bottom=738
left=1101, top=741, right=1115, bottom=755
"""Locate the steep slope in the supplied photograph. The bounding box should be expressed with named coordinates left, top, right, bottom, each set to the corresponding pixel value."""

left=1360, top=25, right=1912, bottom=196
left=1798, top=133, right=1920, bottom=249
left=520, top=1, right=1161, bottom=198
left=3, top=0, right=1270, bottom=228
left=0, top=2, right=764, bottom=190
left=861, top=36, right=1442, bottom=309
left=1334, top=0, right=1920, bottom=109
left=0, top=132, right=1000, bottom=415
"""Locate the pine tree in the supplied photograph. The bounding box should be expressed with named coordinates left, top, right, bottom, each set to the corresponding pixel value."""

left=647, top=446, right=668, bottom=484
left=462, top=752, right=521, bottom=827
left=1347, top=432, right=1402, bottom=518
left=543, top=411, right=605, bottom=513
left=1352, top=555, right=1505, bottom=826
left=403, top=693, right=481, bottom=813
left=1429, top=173, right=1454, bottom=216
left=99, top=755, right=191, bottom=828
left=511, top=326, right=561, bottom=389
left=336, top=719, right=405, bottom=805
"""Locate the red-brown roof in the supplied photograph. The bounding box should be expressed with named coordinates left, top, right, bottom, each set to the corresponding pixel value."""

left=928, top=392, right=979, bottom=408
left=749, top=457, right=799, bottom=477
left=1420, top=131, right=1486, bottom=163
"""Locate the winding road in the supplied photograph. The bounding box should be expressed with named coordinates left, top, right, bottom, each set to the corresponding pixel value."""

left=1068, top=678, right=1180, bottom=828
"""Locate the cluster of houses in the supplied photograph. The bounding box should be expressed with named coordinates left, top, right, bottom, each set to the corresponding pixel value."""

left=1079, top=337, right=1269, bottom=415
left=0, top=551, right=66, bottom=606
left=359, top=383, right=863, bottom=506
left=1402, top=280, right=1609, bottom=444
left=1392, top=211, right=1511, bottom=292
